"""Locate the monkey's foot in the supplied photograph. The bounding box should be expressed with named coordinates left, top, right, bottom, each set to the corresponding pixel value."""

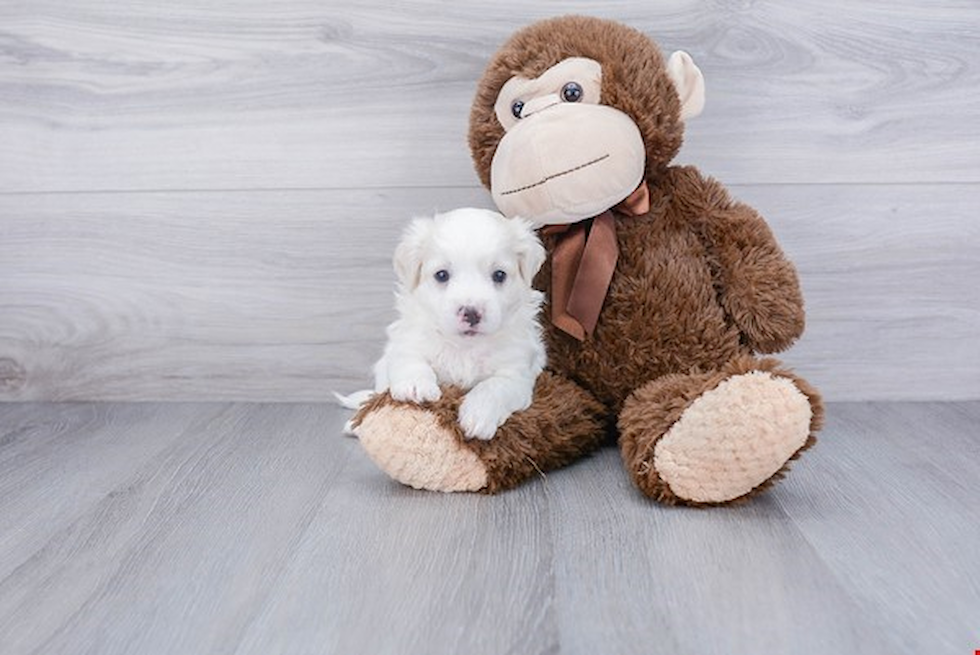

left=619, top=357, right=823, bottom=505
left=351, top=373, right=608, bottom=494
left=354, top=400, right=488, bottom=492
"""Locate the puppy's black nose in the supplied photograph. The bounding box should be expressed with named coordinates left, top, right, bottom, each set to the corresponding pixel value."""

left=460, top=306, right=482, bottom=327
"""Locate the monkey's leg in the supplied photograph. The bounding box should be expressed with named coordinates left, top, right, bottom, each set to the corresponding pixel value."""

left=617, top=356, right=823, bottom=506
left=352, top=372, right=608, bottom=493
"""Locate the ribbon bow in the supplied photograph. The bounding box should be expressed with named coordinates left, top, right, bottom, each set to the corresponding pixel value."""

left=543, top=182, right=650, bottom=341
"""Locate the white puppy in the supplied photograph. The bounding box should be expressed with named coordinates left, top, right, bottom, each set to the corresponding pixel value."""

left=349, top=207, right=546, bottom=440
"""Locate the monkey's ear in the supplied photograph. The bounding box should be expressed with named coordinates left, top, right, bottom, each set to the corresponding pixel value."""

left=392, top=218, right=434, bottom=291
left=666, top=51, right=705, bottom=121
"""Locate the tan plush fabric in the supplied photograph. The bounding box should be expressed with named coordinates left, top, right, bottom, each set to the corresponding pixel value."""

left=490, top=103, right=646, bottom=224
left=356, top=404, right=488, bottom=493
left=653, top=371, right=812, bottom=503
left=618, top=356, right=823, bottom=505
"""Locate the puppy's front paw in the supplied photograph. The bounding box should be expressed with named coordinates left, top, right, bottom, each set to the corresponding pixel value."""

left=390, top=375, right=442, bottom=404
left=458, top=391, right=508, bottom=441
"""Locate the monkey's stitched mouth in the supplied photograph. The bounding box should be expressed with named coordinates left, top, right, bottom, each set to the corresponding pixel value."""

left=499, top=154, right=610, bottom=196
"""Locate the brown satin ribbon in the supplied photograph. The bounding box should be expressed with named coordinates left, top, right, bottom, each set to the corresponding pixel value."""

left=546, top=182, right=650, bottom=340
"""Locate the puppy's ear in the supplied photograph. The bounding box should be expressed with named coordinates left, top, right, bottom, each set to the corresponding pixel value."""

left=392, top=217, right=434, bottom=290
left=510, top=217, right=546, bottom=283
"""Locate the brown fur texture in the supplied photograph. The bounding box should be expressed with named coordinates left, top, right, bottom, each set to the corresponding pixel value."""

left=535, top=166, right=807, bottom=415
left=353, top=16, right=822, bottom=504
left=468, top=16, right=822, bottom=502
left=354, top=372, right=609, bottom=493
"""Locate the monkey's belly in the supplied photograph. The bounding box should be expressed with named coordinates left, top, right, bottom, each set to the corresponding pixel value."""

left=544, top=246, right=743, bottom=413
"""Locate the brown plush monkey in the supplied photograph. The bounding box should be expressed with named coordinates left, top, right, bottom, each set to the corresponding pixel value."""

left=353, top=16, right=823, bottom=505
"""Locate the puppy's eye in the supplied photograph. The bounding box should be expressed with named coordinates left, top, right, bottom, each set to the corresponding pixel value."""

left=492, top=270, right=507, bottom=284
left=561, top=82, right=583, bottom=103
left=434, top=270, right=450, bottom=283
left=511, top=100, right=524, bottom=119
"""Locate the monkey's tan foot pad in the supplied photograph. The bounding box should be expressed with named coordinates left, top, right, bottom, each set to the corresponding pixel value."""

left=355, top=404, right=488, bottom=492
left=653, top=371, right=812, bottom=504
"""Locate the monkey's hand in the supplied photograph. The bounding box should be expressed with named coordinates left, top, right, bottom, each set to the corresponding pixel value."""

left=687, top=170, right=805, bottom=353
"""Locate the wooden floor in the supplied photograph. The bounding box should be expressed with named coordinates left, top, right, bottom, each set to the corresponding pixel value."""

left=1, top=401, right=977, bottom=655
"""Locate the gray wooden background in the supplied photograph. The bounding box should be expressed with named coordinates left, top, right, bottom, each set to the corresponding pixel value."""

left=1, top=0, right=978, bottom=402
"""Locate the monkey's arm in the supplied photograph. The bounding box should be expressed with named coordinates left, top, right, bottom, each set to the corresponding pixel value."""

left=676, top=167, right=805, bottom=353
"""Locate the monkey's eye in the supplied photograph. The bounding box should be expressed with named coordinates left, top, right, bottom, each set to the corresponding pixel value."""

left=434, top=270, right=450, bottom=284
left=492, top=270, right=507, bottom=284
left=511, top=100, right=525, bottom=119
left=561, top=82, right=583, bottom=103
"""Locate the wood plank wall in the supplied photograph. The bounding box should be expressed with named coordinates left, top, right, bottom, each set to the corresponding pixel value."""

left=1, top=1, right=977, bottom=402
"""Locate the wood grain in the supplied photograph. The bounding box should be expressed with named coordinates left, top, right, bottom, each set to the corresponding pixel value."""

left=776, top=402, right=980, bottom=655
left=1, top=401, right=978, bottom=654
left=0, top=403, right=356, bottom=654
left=0, top=0, right=977, bottom=193
left=235, top=458, right=557, bottom=655
left=742, top=183, right=980, bottom=401
left=0, top=402, right=559, bottom=655
left=2, top=2, right=978, bottom=652
left=1, top=1, right=977, bottom=401
left=0, top=187, right=490, bottom=401
left=546, top=451, right=905, bottom=655
left=1, top=184, right=976, bottom=402
left=0, top=403, right=218, bottom=583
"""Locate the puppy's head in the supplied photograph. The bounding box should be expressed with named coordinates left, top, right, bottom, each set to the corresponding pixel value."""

left=393, top=208, right=545, bottom=339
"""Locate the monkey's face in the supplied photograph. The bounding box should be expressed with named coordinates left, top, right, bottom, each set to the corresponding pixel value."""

left=490, top=57, right=646, bottom=225
left=469, top=17, right=705, bottom=227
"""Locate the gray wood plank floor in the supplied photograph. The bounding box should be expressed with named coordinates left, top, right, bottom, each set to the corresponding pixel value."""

left=1, top=401, right=977, bottom=655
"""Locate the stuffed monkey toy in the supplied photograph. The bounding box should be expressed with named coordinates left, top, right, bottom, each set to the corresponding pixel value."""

left=353, top=15, right=823, bottom=505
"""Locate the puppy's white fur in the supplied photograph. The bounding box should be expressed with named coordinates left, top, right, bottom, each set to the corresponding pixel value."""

left=372, top=207, right=546, bottom=440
